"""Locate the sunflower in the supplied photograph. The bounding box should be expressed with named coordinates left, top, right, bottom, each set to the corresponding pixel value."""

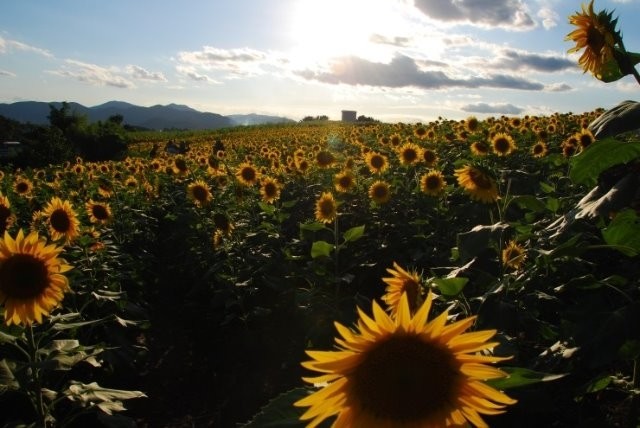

left=316, top=150, right=336, bottom=168
left=397, top=143, right=422, bottom=166
left=187, top=179, right=212, bottom=206
left=471, top=141, right=490, bottom=157
left=531, top=141, right=548, bottom=158
left=455, top=165, right=499, bottom=204
left=369, top=180, right=391, bottom=205
left=42, top=197, right=80, bottom=243
left=382, top=262, right=423, bottom=318
left=85, top=200, right=112, bottom=225
left=236, top=162, right=260, bottom=186
left=466, top=116, right=480, bottom=133
left=295, top=292, right=516, bottom=427
left=0, top=230, right=73, bottom=325
left=13, top=177, right=33, bottom=197
left=364, top=152, right=388, bottom=174
left=491, top=133, right=517, bottom=156
left=565, top=0, right=618, bottom=78
left=260, top=177, right=281, bottom=204
left=334, top=170, right=355, bottom=193
left=422, top=148, right=438, bottom=166
left=124, top=176, right=138, bottom=188
left=174, top=156, right=189, bottom=175
left=575, top=128, right=595, bottom=151
left=502, top=240, right=526, bottom=270
left=315, top=192, right=337, bottom=224
left=420, top=170, right=447, bottom=197
left=213, top=212, right=234, bottom=236
left=0, top=194, right=15, bottom=235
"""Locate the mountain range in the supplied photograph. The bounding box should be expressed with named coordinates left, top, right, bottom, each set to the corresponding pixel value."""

left=0, top=101, right=295, bottom=130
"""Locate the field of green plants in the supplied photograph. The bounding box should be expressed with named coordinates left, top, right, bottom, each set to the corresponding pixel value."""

left=1, top=110, right=640, bottom=427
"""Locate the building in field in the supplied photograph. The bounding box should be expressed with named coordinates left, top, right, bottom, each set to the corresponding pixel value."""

left=341, top=110, right=357, bottom=123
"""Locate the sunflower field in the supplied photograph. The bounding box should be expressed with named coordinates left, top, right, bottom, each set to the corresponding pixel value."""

left=1, top=106, right=640, bottom=428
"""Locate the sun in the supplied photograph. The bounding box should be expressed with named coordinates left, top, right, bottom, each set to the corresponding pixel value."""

left=288, top=0, right=400, bottom=66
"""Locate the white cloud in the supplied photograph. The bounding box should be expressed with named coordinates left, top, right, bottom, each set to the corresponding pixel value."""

left=461, top=102, right=524, bottom=114
left=413, top=0, right=535, bottom=30
left=295, top=54, right=545, bottom=90
left=49, top=60, right=134, bottom=88
left=177, top=46, right=270, bottom=77
left=537, top=8, right=559, bottom=29
left=126, top=65, right=167, bottom=82
left=0, top=36, right=53, bottom=57
left=0, top=69, right=16, bottom=77
left=175, top=65, right=220, bottom=84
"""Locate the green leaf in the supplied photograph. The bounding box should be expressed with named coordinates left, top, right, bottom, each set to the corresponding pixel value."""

left=486, top=367, right=566, bottom=390
left=583, top=374, right=613, bottom=393
left=569, top=138, right=640, bottom=187
left=511, top=195, right=547, bottom=213
left=602, top=209, right=640, bottom=256
left=311, top=241, right=334, bottom=258
left=64, top=381, right=147, bottom=416
left=259, top=201, right=276, bottom=214
left=241, top=387, right=309, bottom=427
left=0, top=359, right=19, bottom=392
left=299, top=222, right=329, bottom=232
left=432, top=277, right=469, bottom=296
left=343, top=225, right=365, bottom=243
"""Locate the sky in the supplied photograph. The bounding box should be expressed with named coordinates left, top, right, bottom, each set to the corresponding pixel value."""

left=1, top=0, right=640, bottom=123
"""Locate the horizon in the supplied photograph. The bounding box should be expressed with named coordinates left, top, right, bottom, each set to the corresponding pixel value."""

left=2, top=0, right=640, bottom=123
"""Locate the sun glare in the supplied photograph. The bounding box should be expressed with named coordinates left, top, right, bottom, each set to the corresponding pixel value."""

left=288, top=0, right=400, bottom=66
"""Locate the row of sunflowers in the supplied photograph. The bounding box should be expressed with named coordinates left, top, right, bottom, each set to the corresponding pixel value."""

left=1, top=104, right=639, bottom=426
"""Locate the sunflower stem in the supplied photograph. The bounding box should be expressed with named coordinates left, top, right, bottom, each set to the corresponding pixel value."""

left=628, top=357, right=640, bottom=428
left=334, top=215, right=340, bottom=298
left=27, top=324, right=48, bottom=428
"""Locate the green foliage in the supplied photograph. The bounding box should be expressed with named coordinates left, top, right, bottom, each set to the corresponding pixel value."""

left=569, top=138, right=640, bottom=186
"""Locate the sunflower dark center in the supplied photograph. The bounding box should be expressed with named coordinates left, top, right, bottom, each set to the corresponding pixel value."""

left=533, top=144, right=544, bottom=154
left=351, top=334, right=461, bottom=421
left=0, top=254, right=49, bottom=299
left=15, top=182, right=29, bottom=194
left=370, top=156, right=385, bottom=169
left=372, top=185, right=388, bottom=198
left=192, top=186, right=209, bottom=202
left=494, top=138, right=511, bottom=153
left=338, top=176, right=353, bottom=188
left=175, top=159, right=188, bottom=171
left=92, top=204, right=109, bottom=220
left=264, top=182, right=278, bottom=197
left=423, top=151, right=436, bottom=163
left=241, top=167, right=256, bottom=181
left=469, top=169, right=493, bottom=190
left=319, top=199, right=335, bottom=216
left=425, top=176, right=442, bottom=190
left=586, top=25, right=606, bottom=52
left=402, top=149, right=418, bottom=162
left=50, top=209, right=71, bottom=232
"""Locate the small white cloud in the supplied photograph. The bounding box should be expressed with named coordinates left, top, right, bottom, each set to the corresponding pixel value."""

left=0, top=69, right=16, bottom=77
left=0, top=36, right=53, bottom=57
left=461, top=102, right=524, bottom=114
left=49, top=59, right=134, bottom=88
left=126, top=65, right=167, bottom=82
left=537, top=8, right=559, bottom=29
left=175, top=65, right=220, bottom=84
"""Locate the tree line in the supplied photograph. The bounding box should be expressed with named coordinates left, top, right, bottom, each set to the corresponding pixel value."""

left=0, top=101, right=128, bottom=168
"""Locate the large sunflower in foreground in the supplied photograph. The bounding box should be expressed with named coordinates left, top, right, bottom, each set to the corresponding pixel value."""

left=455, top=165, right=499, bottom=204
left=42, top=197, right=81, bottom=243
left=565, top=0, right=618, bottom=78
left=295, top=292, right=516, bottom=427
left=0, top=230, right=72, bottom=325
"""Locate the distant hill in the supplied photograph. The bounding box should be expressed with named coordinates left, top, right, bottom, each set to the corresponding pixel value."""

left=0, top=101, right=294, bottom=130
